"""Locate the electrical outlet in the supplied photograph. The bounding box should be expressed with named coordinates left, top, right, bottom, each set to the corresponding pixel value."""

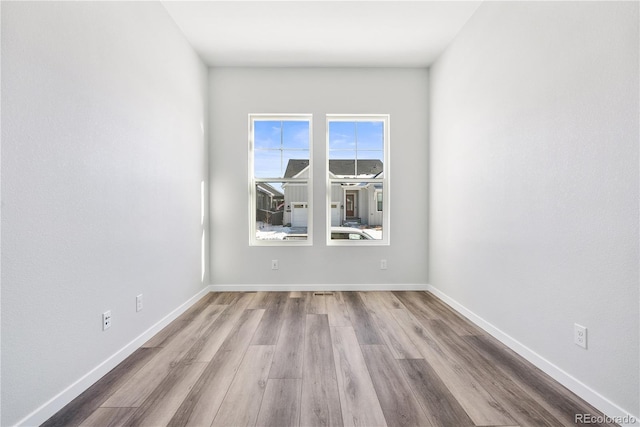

left=380, top=259, right=387, bottom=270
left=136, top=294, right=143, bottom=312
left=271, top=259, right=279, bottom=270
left=574, top=323, right=587, bottom=349
left=103, top=311, right=112, bottom=331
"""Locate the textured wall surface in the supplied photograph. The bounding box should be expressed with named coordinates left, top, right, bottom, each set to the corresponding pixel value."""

left=430, top=1, right=639, bottom=417
left=1, top=2, right=208, bottom=424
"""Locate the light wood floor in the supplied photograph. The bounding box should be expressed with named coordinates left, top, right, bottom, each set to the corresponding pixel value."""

left=43, top=291, right=616, bottom=427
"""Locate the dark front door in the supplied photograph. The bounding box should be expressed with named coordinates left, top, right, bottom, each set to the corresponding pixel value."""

left=346, top=193, right=355, bottom=217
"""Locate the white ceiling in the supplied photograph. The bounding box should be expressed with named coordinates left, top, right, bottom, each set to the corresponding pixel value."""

left=161, top=1, right=482, bottom=67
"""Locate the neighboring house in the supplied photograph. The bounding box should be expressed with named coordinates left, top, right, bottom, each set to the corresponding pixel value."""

left=282, top=159, right=383, bottom=227
left=256, top=182, right=284, bottom=225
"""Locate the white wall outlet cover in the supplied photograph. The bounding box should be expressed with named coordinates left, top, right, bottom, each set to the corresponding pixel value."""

left=102, top=311, right=112, bottom=331
left=574, top=323, right=587, bottom=349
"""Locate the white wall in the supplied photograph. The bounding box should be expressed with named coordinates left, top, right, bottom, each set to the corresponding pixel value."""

left=209, top=68, right=428, bottom=287
left=1, top=2, right=208, bottom=425
left=430, top=1, right=639, bottom=419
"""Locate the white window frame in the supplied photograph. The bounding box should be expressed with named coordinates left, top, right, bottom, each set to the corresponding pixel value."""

left=326, top=114, right=390, bottom=246
left=249, top=114, right=313, bottom=246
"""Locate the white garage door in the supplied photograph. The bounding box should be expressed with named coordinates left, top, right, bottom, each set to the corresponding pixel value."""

left=331, top=203, right=340, bottom=226
left=291, top=203, right=308, bottom=227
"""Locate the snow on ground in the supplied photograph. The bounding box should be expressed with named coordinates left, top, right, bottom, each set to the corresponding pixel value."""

left=256, top=225, right=292, bottom=240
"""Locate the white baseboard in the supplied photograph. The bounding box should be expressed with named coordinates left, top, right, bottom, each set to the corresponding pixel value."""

left=17, top=285, right=214, bottom=427
left=426, top=284, right=639, bottom=427
left=211, top=283, right=430, bottom=292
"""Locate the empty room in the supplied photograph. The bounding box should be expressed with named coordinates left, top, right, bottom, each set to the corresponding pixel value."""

left=1, top=1, right=638, bottom=426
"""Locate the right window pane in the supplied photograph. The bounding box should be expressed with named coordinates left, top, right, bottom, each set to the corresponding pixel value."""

left=327, top=115, right=389, bottom=245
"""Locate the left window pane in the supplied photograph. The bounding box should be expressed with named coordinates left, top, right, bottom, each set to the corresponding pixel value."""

left=254, top=181, right=309, bottom=241
left=250, top=116, right=312, bottom=245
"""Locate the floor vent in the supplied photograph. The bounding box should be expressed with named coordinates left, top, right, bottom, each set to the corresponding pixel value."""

left=313, top=292, right=334, bottom=296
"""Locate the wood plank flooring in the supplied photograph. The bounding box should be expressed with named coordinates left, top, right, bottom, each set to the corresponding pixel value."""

left=43, top=291, right=617, bottom=427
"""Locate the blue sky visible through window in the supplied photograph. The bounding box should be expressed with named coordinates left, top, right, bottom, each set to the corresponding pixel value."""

left=253, top=119, right=384, bottom=193
left=329, top=121, right=384, bottom=175
left=254, top=120, right=309, bottom=180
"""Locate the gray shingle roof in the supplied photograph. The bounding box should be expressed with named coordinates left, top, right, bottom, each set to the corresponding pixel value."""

left=284, top=159, right=383, bottom=178
left=256, top=182, right=284, bottom=198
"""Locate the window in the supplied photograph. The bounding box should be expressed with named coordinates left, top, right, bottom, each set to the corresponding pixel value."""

left=327, top=115, right=389, bottom=245
left=249, top=115, right=312, bottom=245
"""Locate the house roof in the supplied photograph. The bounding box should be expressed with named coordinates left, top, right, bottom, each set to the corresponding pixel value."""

left=284, top=159, right=383, bottom=178
left=256, top=182, right=284, bottom=198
